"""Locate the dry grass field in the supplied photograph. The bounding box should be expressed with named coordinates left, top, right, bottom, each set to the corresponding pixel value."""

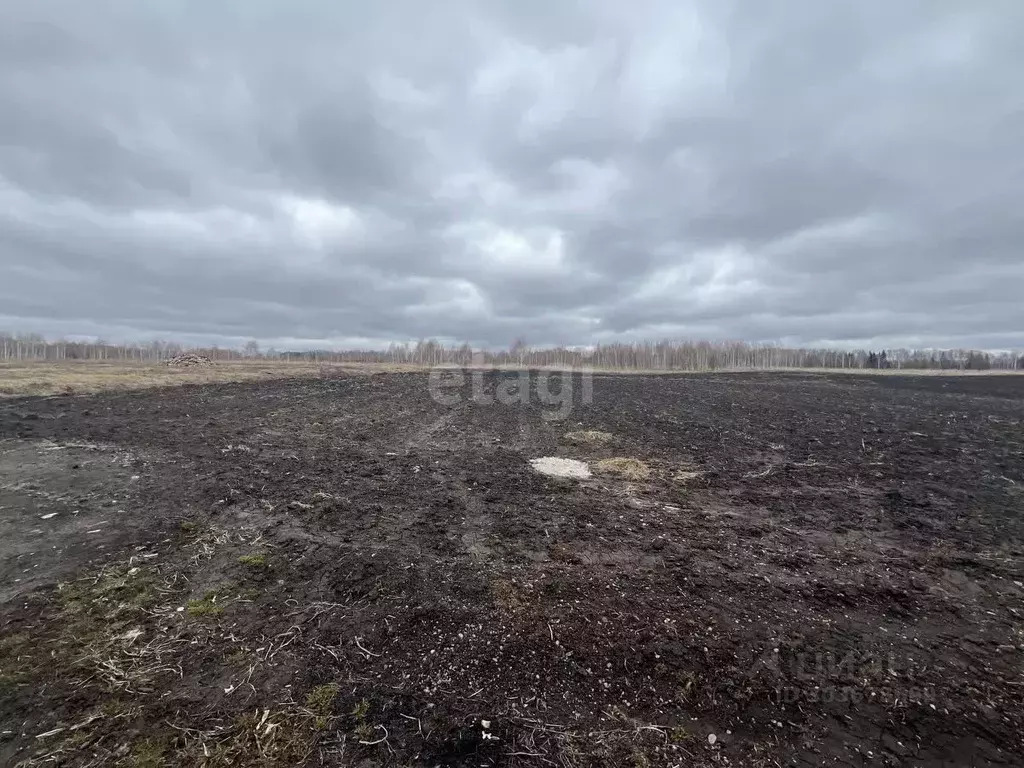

left=2, top=360, right=1020, bottom=400
left=0, top=361, right=431, bottom=398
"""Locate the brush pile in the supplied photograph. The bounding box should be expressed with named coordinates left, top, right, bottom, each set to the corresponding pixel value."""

left=164, top=353, right=214, bottom=368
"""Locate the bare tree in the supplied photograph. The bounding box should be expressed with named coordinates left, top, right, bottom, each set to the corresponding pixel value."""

left=1, top=330, right=1021, bottom=372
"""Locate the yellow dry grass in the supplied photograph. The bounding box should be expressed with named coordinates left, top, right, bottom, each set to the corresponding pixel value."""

left=595, top=457, right=652, bottom=481
left=0, top=360, right=419, bottom=397
left=7, top=359, right=1014, bottom=398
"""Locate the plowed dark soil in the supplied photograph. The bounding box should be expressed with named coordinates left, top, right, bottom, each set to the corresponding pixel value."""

left=1, top=371, right=1022, bottom=767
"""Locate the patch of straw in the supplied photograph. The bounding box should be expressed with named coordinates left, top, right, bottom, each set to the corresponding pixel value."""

left=595, top=457, right=651, bottom=481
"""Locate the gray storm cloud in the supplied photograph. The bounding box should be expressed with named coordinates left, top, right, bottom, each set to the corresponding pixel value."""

left=1, top=0, right=1022, bottom=350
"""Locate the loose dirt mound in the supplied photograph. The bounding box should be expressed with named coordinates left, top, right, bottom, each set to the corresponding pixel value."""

left=164, top=353, right=214, bottom=368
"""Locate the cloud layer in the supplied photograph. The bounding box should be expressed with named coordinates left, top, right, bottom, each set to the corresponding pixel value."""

left=2, top=1, right=1022, bottom=350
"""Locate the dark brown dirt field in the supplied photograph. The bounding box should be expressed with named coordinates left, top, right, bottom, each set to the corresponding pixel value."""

left=1, top=371, right=1022, bottom=767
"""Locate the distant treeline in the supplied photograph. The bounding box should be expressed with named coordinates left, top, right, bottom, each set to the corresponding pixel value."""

left=2, top=332, right=1022, bottom=371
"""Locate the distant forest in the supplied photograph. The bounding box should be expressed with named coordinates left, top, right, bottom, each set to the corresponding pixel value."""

left=3, top=331, right=1022, bottom=371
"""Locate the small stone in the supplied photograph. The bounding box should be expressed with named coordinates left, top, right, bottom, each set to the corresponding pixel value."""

left=708, top=733, right=717, bottom=745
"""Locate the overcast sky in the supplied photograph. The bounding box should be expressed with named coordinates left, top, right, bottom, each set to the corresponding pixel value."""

left=2, top=1, right=1022, bottom=351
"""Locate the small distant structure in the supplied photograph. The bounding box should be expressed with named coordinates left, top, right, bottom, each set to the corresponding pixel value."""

left=164, top=353, right=214, bottom=368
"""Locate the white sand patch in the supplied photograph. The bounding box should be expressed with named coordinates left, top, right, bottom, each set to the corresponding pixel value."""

left=529, top=457, right=591, bottom=479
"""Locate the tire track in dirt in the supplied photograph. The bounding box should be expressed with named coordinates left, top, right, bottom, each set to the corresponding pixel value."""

left=403, top=405, right=465, bottom=452
left=450, top=469, right=494, bottom=561
left=412, top=381, right=562, bottom=565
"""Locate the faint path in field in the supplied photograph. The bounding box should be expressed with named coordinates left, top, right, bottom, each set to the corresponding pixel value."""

left=0, top=440, right=160, bottom=603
